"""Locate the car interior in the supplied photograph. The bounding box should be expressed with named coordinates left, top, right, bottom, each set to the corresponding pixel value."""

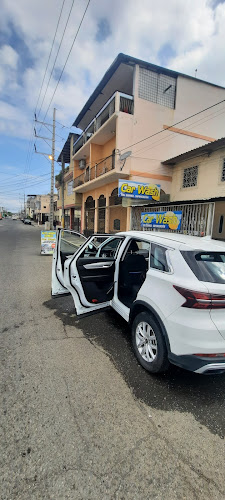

left=118, top=239, right=150, bottom=308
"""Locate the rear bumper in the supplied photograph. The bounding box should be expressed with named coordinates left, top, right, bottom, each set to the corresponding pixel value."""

left=169, top=353, right=225, bottom=374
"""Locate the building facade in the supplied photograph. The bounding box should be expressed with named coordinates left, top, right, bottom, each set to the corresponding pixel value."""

left=70, top=53, right=225, bottom=235
left=131, top=138, right=225, bottom=240
left=56, top=133, right=82, bottom=230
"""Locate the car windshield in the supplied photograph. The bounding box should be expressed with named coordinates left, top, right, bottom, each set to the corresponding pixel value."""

left=182, top=251, right=225, bottom=284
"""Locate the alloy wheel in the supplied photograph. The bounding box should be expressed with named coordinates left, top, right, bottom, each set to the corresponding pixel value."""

left=135, top=321, right=158, bottom=363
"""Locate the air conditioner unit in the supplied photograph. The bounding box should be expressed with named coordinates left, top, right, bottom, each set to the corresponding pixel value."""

left=79, top=159, right=86, bottom=170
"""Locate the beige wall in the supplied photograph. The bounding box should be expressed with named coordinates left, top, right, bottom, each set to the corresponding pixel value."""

left=120, top=65, right=225, bottom=192
left=40, top=194, right=56, bottom=213
left=170, top=148, right=225, bottom=202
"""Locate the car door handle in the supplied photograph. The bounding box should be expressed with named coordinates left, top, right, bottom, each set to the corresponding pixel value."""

left=83, top=261, right=114, bottom=269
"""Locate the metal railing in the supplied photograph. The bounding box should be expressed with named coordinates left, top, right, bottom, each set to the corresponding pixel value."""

left=120, top=94, right=134, bottom=114
left=73, top=154, right=115, bottom=188
left=73, top=92, right=134, bottom=155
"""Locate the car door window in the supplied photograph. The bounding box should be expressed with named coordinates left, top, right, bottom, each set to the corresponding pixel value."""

left=60, top=231, right=87, bottom=255
left=150, top=243, right=169, bottom=272
left=97, top=237, right=123, bottom=258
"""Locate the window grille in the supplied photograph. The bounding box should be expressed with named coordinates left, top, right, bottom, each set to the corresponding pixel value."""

left=182, top=165, right=198, bottom=188
left=67, top=180, right=73, bottom=196
left=138, top=67, right=176, bottom=109
left=221, top=159, right=225, bottom=181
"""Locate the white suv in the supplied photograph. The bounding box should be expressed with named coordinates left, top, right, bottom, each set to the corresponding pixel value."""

left=52, top=230, right=225, bottom=375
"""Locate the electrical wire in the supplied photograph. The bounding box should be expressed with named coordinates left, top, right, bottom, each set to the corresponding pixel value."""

left=133, top=106, right=225, bottom=158
left=43, top=123, right=65, bottom=140
left=0, top=176, right=52, bottom=194
left=35, top=0, right=66, bottom=115
left=120, top=98, right=225, bottom=153
left=19, top=0, right=67, bottom=195
left=41, top=0, right=91, bottom=124
left=37, top=0, right=76, bottom=118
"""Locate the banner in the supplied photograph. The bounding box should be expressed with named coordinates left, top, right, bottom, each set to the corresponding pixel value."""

left=118, top=179, right=160, bottom=201
left=41, top=231, right=56, bottom=255
left=141, top=211, right=182, bottom=230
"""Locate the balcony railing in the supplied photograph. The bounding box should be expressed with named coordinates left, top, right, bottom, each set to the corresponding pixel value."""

left=73, top=154, right=115, bottom=188
left=73, top=92, right=134, bottom=155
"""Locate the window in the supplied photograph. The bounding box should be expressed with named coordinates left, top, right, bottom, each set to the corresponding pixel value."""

left=182, top=251, right=225, bottom=284
left=150, top=244, right=169, bottom=272
left=182, top=165, right=198, bottom=188
left=219, top=215, right=224, bottom=234
left=57, top=189, right=60, bottom=200
left=221, top=159, right=225, bottom=182
left=67, top=180, right=73, bottom=196
left=114, top=219, right=120, bottom=230
left=98, top=237, right=123, bottom=258
left=138, top=67, right=176, bottom=109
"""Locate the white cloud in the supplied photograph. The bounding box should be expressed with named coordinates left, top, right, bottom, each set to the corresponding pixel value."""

left=0, top=44, right=18, bottom=68
left=1, top=0, right=225, bottom=209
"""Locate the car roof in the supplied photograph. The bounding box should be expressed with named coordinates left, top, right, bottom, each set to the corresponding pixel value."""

left=118, top=231, right=225, bottom=251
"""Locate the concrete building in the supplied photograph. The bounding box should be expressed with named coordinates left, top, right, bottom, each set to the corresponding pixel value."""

left=56, top=134, right=82, bottom=229
left=70, top=53, right=225, bottom=235
left=131, top=137, right=225, bottom=240
left=34, top=194, right=57, bottom=224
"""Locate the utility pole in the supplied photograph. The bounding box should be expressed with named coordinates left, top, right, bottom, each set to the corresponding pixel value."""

left=50, top=108, right=56, bottom=230
left=61, top=154, right=65, bottom=229
left=34, top=110, right=56, bottom=229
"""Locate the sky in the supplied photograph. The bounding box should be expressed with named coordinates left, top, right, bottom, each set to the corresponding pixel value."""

left=0, top=0, right=225, bottom=212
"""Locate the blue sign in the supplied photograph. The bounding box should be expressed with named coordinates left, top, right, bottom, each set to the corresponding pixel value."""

left=141, top=211, right=182, bottom=230
left=118, top=179, right=160, bottom=201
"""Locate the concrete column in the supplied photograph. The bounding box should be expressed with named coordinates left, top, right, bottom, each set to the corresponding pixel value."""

left=126, top=206, right=131, bottom=230
left=105, top=194, right=110, bottom=233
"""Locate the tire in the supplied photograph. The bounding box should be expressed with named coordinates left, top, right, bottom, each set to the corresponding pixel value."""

left=132, top=311, right=169, bottom=373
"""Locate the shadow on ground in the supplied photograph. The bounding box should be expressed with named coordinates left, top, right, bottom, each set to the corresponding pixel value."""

left=44, top=295, right=225, bottom=438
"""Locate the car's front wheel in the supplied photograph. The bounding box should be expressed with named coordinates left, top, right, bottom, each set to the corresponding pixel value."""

left=132, top=312, right=169, bottom=373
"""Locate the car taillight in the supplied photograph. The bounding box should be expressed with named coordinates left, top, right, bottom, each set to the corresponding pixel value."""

left=173, top=285, right=225, bottom=309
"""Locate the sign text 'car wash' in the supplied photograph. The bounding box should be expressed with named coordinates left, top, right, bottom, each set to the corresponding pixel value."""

left=141, top=211, right=182, bottom=230
left=118, top=180, right=160, bottom=201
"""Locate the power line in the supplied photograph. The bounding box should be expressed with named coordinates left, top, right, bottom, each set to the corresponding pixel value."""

left=42, top=0, right=91, bottom=123
left=21, top=1, right=67, bottom=193
left=55, top=120, right=71, bottom=129
left=43, top=123, right=65, bottom=140
left=133, top=106, right=225, bottom=158
left=0, top=177, right=52, bottom=195
left=35, top=0, right=66, bottom=115
left=120, top=98, right=225, bottom=153
left=37, top=0, right=76, bottom=118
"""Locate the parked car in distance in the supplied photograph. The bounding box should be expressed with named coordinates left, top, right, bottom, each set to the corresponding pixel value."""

left=12, top=215, right=18, bottom=220
left=52, top=230, right=225, bottom=375
left=24, top=218, right=31, bottom=225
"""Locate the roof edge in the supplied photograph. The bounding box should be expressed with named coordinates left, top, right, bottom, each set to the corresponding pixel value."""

left=72, top=53, right=225, bottom=129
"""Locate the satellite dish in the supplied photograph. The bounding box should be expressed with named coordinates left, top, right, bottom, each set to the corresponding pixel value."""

left=119, top=151, right=132, bottom=161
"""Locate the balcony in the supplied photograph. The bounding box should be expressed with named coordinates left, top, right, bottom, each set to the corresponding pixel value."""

left=73, top=153, right=129, bottom=193
left=73, top=92, right=134, bottom=156
left=74, top=154, right=115, bottom=188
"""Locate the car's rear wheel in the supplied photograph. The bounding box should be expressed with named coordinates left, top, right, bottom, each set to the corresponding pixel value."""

left=132, top=312, right=169, bottom=373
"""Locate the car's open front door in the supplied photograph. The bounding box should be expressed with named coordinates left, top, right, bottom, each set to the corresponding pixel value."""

left=63, top=235, right=124, bottom=315
left=51, top=229, right=87, bottom=296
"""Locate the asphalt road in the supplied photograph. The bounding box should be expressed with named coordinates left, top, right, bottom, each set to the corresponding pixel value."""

left=1, top=218, right=225, bottom=499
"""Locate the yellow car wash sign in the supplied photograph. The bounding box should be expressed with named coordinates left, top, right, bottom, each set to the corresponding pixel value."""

left=141, top=211, right=182, bottom=230
left=118, top=179, right=160, bottom=201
